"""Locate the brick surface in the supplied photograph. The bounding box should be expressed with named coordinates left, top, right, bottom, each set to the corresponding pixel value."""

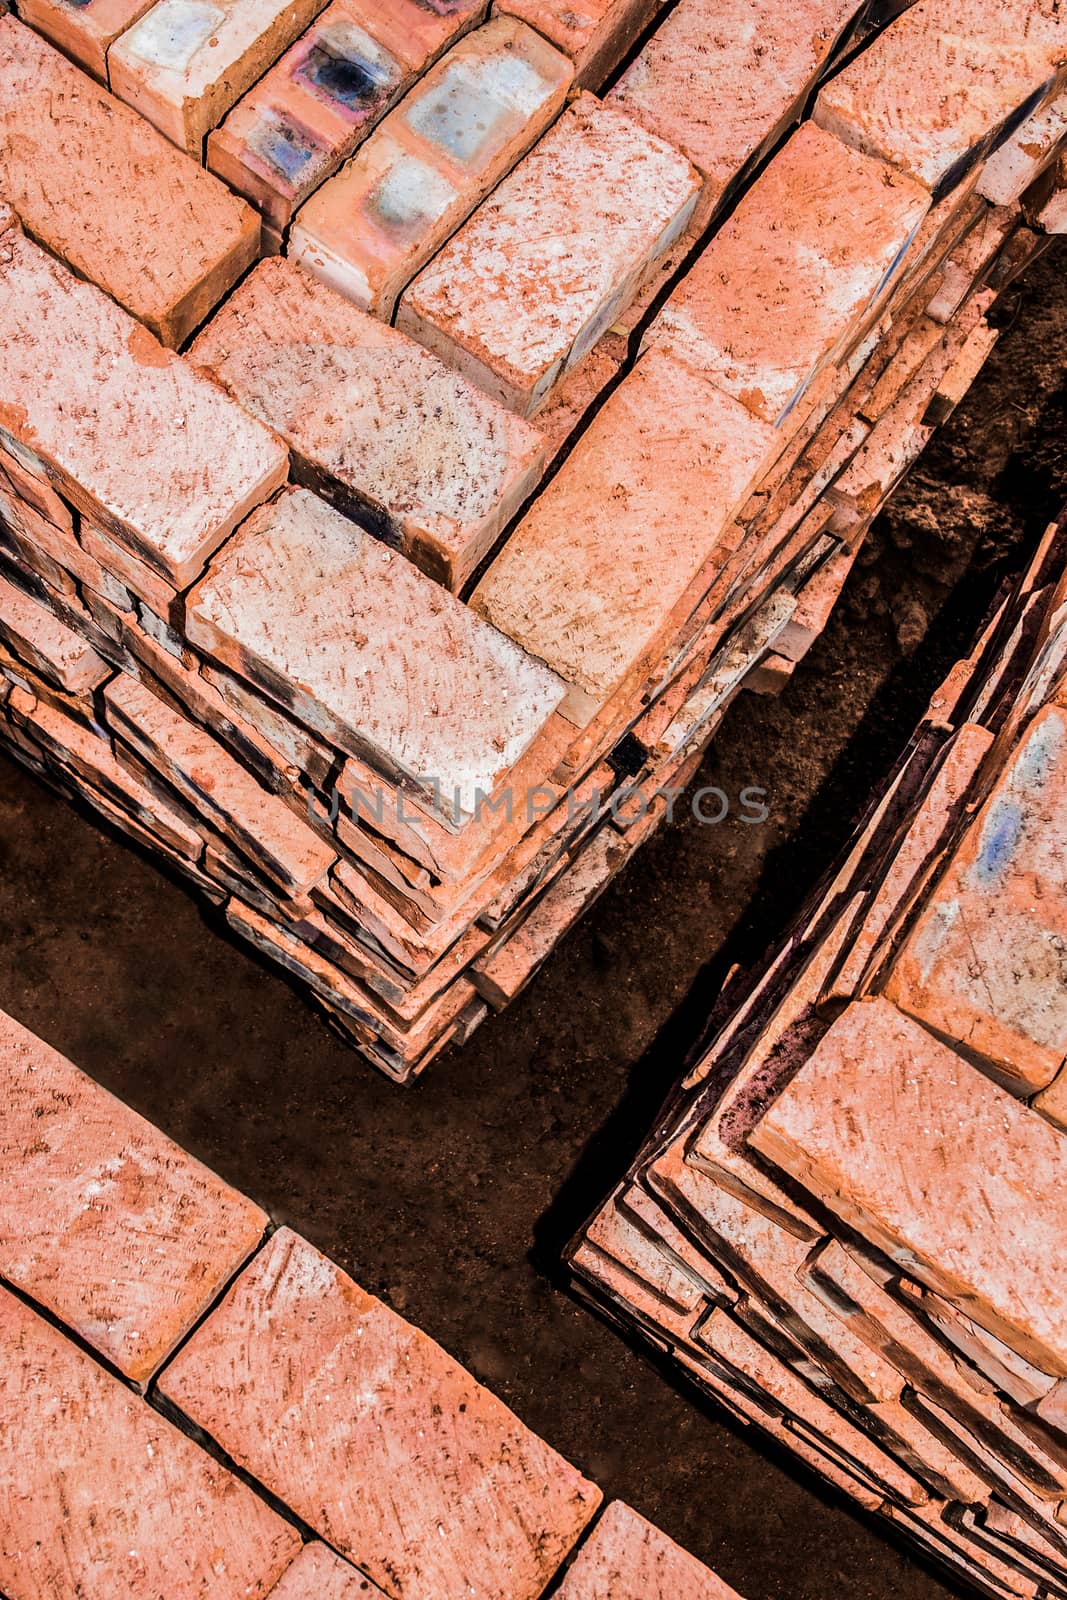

left=191, top=258, right=544, bottom=590
left=555, top=1501, right=746, bottom=1600
left=750, top=995, right=1067, bottom=1377
left=399, top=93, right=700, bottom=415
left=109, top=0, right=326, bottom=156
left=0, top=208, right=287, bottom=587
left=0, top=1006, right=266, bottom=1384
left=0, top=19, right=259, bottom=347
left=0, top=1286, right=301, bottom=1600
left=0, top=572, right=110, bottom=693
left=644, top=121, right=930, bottom=425
left=266, top=1543, right=387, bottom=1598
left=814, top=0, right=1067, bottom=199
left=160, top=1228, right=601, bottom=1599
left=16, top=0, right=154, bottom=79
left=185, top=487, right=566, bottom=822
left=206, top=0, right=418, bottom=232
left=470, top=348, right=777, bottom=718
left=608, top=0, right=856, bottom=228
left=978, top=90, right=1067, bottom=206
left=886, top=702, right=1067, bottom=1091
left=104, top=672, right=338, bottom=893
left=492, top=0, right=664, bottom=86
left=291, top=17, right=572, bottom=317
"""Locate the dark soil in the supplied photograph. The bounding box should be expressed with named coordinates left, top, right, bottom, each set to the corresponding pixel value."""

left=1, top=242, right=1066, bottom=1600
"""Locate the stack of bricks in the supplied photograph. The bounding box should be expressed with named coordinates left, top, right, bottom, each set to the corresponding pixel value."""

left=568, top=510, right=1067, bottom=1599
left=0, top=1002, right=754, bottom=1600
left=0, top=0, right=1065, bottom=1078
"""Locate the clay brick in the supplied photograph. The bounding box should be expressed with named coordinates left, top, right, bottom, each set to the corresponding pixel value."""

left=885, top=702, right=1067, bottom=1092
left=470, top=348, right=777, bottom=720
left=1035, top=1064, right=1067, bottom=1130
left=0, top=1287, right=300, bottom=1599
left=191, top=258, right=544, bottom=591
left=185, top=487, right=565, bottom=824
left=343, top=0, right=485, bottom=69
left=0, top=572, right=109, bottom=693
left=643, top=121, right=930, bottom=426
left=290, top=17, right=573, bottom=317
left=492, top=0, right=666, bottom=87
left=608, top=0, right=856, bottom=229
left=555, top=1502, right=744, bottom=1599
left=159, top=1228, right=601, bottom=1599
left=814, top=0, right=1067, bottom=200
left=16, top=0, right=155, bottom=80
left=206, top=0, right=417, bottom=233
left=0, top=208, right=288, bottom=587
left=104, top=673, right=338, bottom=893
left=80, top=517, right=178, bottom=617
left=0, top=1005, right=266, bottom=1383
left=0, top=19, right=259, bottom=347
left=266, top=1543, right=387, bottom=1598
left=0, top=443, right=74, bottom=535
left=978, top=90, right=1067, bottom=207
left=399, top=93, right=700, bottom=416
left=750, top=995, right=1067, bottom=1378
left=108, top=0, right=327, bottom=157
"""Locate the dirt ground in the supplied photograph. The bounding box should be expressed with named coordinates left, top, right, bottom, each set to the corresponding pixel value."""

left=1, top=241, right=1065, bottom=1600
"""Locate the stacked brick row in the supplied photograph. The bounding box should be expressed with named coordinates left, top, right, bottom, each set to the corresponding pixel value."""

left=0, top=0, right=1064, bottom=1076
left=0, top=1003, right=748, bottom=1600
left=568, top=511, right=1067, bottom=1598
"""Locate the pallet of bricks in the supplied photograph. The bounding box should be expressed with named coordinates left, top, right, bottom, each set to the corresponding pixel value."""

left=568, top=496, right=1067, bottom=1597
left=0, top=0, right=1064, bottom=1079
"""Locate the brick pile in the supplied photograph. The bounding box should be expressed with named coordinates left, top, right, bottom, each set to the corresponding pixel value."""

left=568, top=510, right=1067, bottom=1598
left=0, top=0, right=1064, bottom=1077
left=0, top=1002, right=746, bottom=1600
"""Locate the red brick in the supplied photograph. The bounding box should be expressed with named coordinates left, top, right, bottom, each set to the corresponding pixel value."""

left=0, top=571, right=110, bottom=693
left=191, top=258, right=544, bottom=591
left=399, top=93, right=700, bottom=416
left=492, top=0, right=666, bottom=86
left=159, top=1228, right=601, bottom=1599
left=0, top=1286, right=300, bottom=1599
left=266, top=1543, right=387, bottom=1598
left=555, top=1502, right=746, bottom=1600
left=16, top=0, right=154, bottom=80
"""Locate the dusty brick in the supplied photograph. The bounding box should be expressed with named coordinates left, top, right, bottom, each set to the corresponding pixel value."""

left=191, top=258, right=544, bottom=591
left=16, top=0, right=155, bottom=79
left=0, top=1005, right=266, bottom=1383
left=814, top=0, right=1067, bottom=200
left=978, top=89, right=1067, bottom=206
left=0, top=1287, right=300, bottom=1598
left=109, top=0, right=327, bottom=157
left=160, top=1228, right=601, bottom=1598
left=0, top=19, right=259, bottom=347
left=0, top=207, right=288, bottom=587
left=291, top=17, right=572, bottom=316
left=104, top=672, right=338, bottom=893
left=0, top=443, right=74, bottom=536
left=608, top=0, right=856, bottom=229
left=886, top=702, right=1067, bottom=1092
left=399, top=93, right=700, bottom=416
left=492, top=0, right=666, bottom=86
left=643, top=121, right=930, bottom=425
left=0, top=572, right=109, bottom=693
left=555, top=1502, right=745, bottom=1600
left=206, top=0, right=417, bottom=232
left=266, top=1543, right=387, bottom=1598
left=185, top=487, right=565, bottom=824
left=470, top=348, right=776, bottom=720
left=750, top=995, right=1067, bottom=1377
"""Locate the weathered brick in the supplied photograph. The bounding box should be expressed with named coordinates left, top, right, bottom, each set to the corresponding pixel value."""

left=814, top=0, right=1067, bottom=200
left=492, top=0, right=666, bottom=86
left=0, top=572, right=110, bottom=693
left=608, top=0, right=856, bottom=229
left=185, top=487, right=565, bottom=824
left=159, top=1228, right=601, bottom=1598
left=266, top=1543, right=388, bottom=1598
left=0, top=207, right=288, bottom=587
left=0, top=19, right=259, bottom=347
left=109, top=0, right=326, bottom=157
left=978, top=90, right=1067, bottom=206
left=750, top=995, right=1067, bottom=1378
left=16, top=0, right=154, bottom=80
left=399, top=93, right=700, bottom=415
left=643, top=121, right=930, bottom=425
left=0, top=1005, right=266, bottom=1384
left=206, top=0, right=418, bottom=233
left=0, top=1287, right=300, bottom=1599
left=191, top=258, right=544, bottom=590
left=470, top=348, right=777, bottom=721
left=555, top=1502, right=745, bottom=1600
left=290, top=16, right=572, bottom=316
left=886, top=702, right=1067, bottom=1092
